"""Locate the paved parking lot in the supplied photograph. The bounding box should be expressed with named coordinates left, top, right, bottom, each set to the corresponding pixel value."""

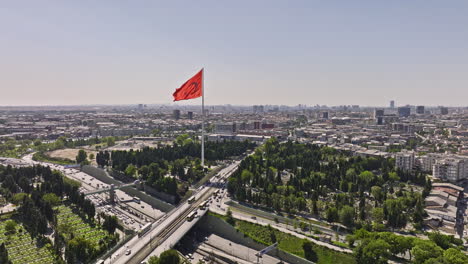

left=17, top=156, right=164, bottom=231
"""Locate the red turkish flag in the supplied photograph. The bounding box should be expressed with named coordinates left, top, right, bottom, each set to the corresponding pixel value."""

left=173, top=69, right=203, bottom=101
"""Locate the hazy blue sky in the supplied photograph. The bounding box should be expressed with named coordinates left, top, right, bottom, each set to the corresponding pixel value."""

left=1, top=1, right=467, bottom=107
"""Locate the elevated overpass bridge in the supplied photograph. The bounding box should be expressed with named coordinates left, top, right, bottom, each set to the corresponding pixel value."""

left=84, top=181, right=140, bottom=203
left=105, top=162, right=240, bottom=264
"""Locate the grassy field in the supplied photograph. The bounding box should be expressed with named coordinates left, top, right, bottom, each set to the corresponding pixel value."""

left=0, top=220, right=56, bottom=264
left=210, top=212, right=355, bottom=264
left=32, top=151, right=76, bottom=165
left=47, top=148, right=98, bottom=165
left=55, top=205, right=108, bottom=243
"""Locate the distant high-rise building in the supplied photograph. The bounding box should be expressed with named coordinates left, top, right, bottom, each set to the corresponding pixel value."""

left=187, top=111, right=193, bottom=120
left=322, top=112, right=329, bottom=119
left=253, top=121, right=261, bottom=129
left=440, top=107, right=449, bottom=115
left=416, top=105, right=425, bottom=114
left=376, top=117, right=384, bottom=125
left=215, top=122, right=237, bottom=134
left=398, top=106, right=411, bottom=117
left=374, top=109, right=384, bottom=125
left=138, top=104, right=143, bottom=110
left=173, top=109, right=180, bottom=120
left=253, top=105, right=264, bottom=113
left=390, top=100, right=395, bottom=109
left=374, top=109, right=384, bottom=118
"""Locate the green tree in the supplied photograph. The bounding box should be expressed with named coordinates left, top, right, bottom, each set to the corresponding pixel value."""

left=302, top=240, right=318, bottom=262
left=371, top=207, right=384, bottom=223
left=354, top=239, right=390, bottom=264
left=158, top=249, right=180, bottom=264
left=125, top=164, right=137, bottom=177
left=4, top=220, right=17, bottom=235
left=103, top=215, right=119, bottom=234
left=33, top=139, right=42, bottom=146
left=148, top=255, right=159, bottom=264
left=11, top=193, right=27, bottom=205
left=384, top=198, right=407, bottom=229
left=326, top=207, right=339, bottom=223
left=339, top=205, right=355, bottom=228
left=0, top=243, right=12, bottom=264
left=270, top=229, right=277, bottom=243
left=358, top=171, right=375, bottom=191
left=42, top=193, right=60, bottom=206
left=371, top=186, right=383, bottom=203
left=411, top=240, right=443, bottom=264
left=65, top=236, right=95, bottom=263
left=371, top=207, right=385, bottom=231
left=226, top=208, right=235, bottom=225
left=106, top=137, right=116, bottom=147
left=442, top=248, right=468, bottom=264
left=76, top=149, right=88, bottom=164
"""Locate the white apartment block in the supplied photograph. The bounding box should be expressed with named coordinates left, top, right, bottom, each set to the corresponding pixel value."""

left=395, top=150, right=415, bottom=172
left=420, top=153, right=444, bottom=172
left=432, top=157, right=468, bottom=182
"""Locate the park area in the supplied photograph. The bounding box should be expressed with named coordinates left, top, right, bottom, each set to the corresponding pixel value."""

left=47, top=148, right=98, bottom=165
left=55, top=205, right=107, bottom=243
left=233, top=218, right=355, bottom=264
left=0, top=220, right=55, bottom=264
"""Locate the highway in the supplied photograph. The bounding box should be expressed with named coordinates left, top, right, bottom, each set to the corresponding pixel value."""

left=13, top=153, right=245, bottom=263
left=19, top=154, right=163, bottom=230
left=107, top=161, right=241, bottom=264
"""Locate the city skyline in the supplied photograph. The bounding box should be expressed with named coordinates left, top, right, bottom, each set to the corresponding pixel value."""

left=1, top=1, right=467, bottom=106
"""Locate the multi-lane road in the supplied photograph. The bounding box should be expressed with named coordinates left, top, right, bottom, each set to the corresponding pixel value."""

left=4, top=153, right=243, bottom=263
left=107, top=161, right=241, bottom=264
left=20, top=154, right=163, bottom=231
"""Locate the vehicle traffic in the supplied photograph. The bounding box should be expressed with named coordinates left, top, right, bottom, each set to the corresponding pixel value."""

left=138, top=222, right=152, bottom=237
left=187, top=196, right=196, bottom=204
left=187, top=211, right=197, bottom=221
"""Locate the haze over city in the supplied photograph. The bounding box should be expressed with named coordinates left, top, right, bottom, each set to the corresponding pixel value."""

left=2, top=2, right=468, bottom=264
left=1, top=1, right=467, bottom=107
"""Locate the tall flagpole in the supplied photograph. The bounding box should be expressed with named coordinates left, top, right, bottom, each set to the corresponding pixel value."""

left=201, top=68, right=205, bottom=167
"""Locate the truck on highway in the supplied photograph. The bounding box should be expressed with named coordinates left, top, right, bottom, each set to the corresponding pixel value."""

left=138, top=222, right=152, bottom=237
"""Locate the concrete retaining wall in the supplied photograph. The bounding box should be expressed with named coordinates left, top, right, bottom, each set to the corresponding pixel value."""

left=109, top=168, right=178, bottom=204
left=197, top=214, right=315, bottom=264
left=143, top=184, right=177, bottom=204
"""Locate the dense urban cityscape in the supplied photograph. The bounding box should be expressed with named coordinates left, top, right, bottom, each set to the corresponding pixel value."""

left=0, top=103, right=467, bottom=264
left=2, top=1, right=468, bottom=264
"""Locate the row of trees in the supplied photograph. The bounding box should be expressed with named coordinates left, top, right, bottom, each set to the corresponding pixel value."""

left=0, top=164, right=121, bottom=263
left=106, top=138, right=255, bottom=171
left=96, top=138, right=255, bottom=199
left=148, top=249, right=180, bottom=264
left=0, top=243, right=12, bottom=264
left=348, top=229, right=466, bottom=264
left=63, top=233, right=119, bottom=264
left=0, top=164, right=95, bottom=237
left=33, top=136, right=121, bottom=153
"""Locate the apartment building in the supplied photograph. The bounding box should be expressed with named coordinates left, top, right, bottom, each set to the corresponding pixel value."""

left=433, top=157, right=468, bottom=182
left=395, top=150, right=415, bottom=172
